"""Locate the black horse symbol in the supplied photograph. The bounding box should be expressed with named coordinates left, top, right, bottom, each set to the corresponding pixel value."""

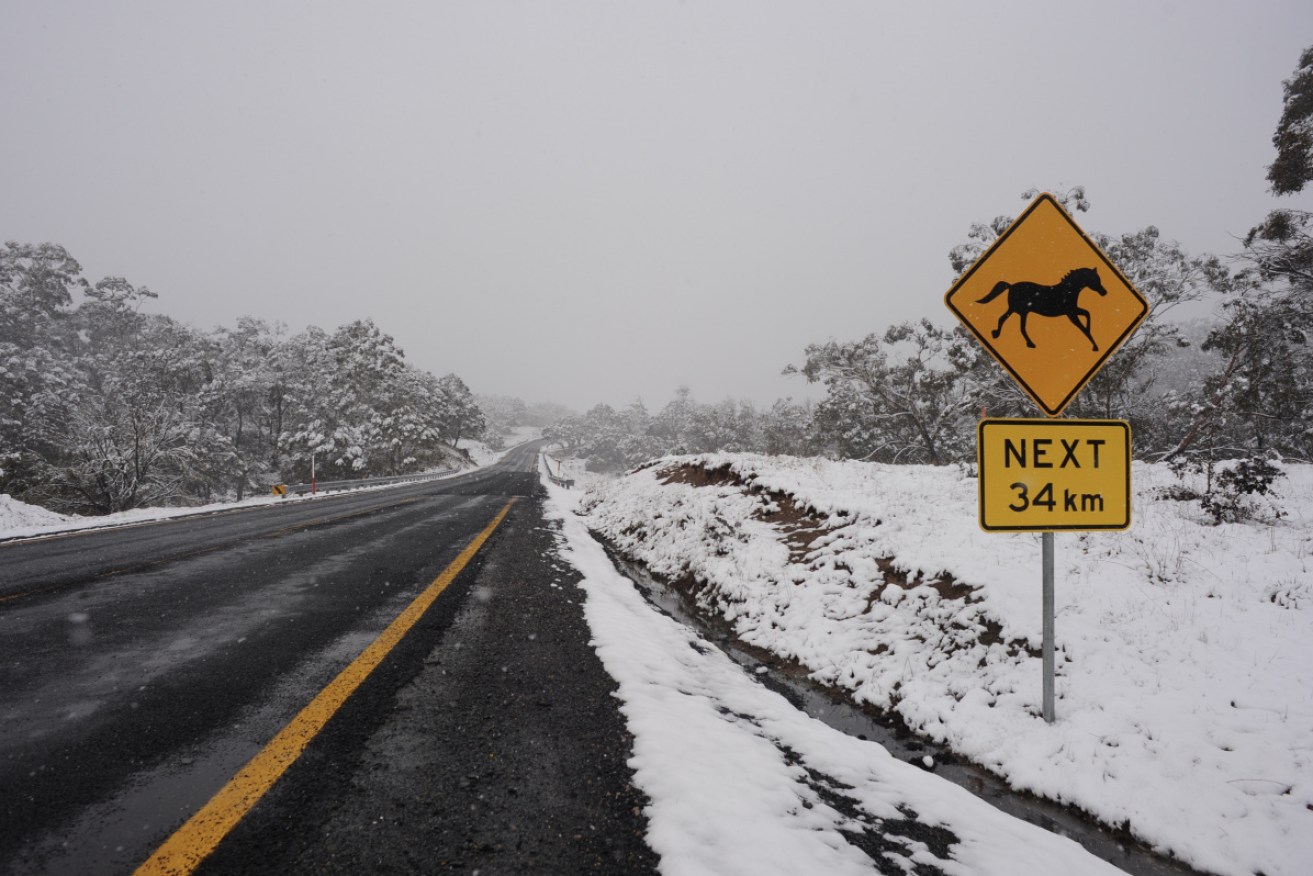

left=976, top=267, right=1108, bottom=351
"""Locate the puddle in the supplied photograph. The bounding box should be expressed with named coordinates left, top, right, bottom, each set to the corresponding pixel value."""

left=613, top=554, right=1207, bottom=876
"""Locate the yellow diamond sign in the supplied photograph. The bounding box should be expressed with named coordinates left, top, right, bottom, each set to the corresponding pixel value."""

left=945, top=193, right=1148, bottom=416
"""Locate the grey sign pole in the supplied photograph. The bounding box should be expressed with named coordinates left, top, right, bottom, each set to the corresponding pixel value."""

left=1042, top=531, right=1056, bottom=723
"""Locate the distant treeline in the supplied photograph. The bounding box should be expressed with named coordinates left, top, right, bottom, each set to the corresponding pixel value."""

left=0, top=244, right=487, bottom=513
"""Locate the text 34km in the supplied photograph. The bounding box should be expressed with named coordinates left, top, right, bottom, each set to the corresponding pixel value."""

left=978, top=420, right=1130, bottom=532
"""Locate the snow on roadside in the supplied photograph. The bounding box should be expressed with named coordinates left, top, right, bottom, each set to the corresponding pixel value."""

left=540, top=450, right=593, bottom=486
left=543, top=469, right=1128, bottom=876
left=0, top=493, right=74, bottom=534
left=575, top=453, right=1313, bottom=876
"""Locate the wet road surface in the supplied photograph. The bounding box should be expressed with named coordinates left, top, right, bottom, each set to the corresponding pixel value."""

left=0, top=443, right=656, bottom=874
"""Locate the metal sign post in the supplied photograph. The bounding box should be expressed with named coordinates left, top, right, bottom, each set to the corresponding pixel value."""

left=1042, top=531, right=1055, bottom=723
left=975, top=417, right=1131, bottom=722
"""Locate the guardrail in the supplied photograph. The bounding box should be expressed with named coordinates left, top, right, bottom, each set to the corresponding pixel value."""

left=540, top=454, right=575, bottom=489
left=280, top=466, right=460, bottom=496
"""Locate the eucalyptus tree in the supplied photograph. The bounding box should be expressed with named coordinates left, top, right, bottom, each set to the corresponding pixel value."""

left=788, top=319, right=983, bottom=464
left=1184, top=44, right=1313, bottom=460
left=0, top=242, right=84, bottom=495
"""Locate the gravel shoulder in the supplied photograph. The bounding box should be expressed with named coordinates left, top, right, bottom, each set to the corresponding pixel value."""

left=199, top=491, right=659, bottom=875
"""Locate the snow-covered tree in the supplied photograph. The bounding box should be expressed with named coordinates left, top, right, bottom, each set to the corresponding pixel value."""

left=475, top=394, right=528, bottom=450
left=276, top=321, right=482, bottom=479
left=436, top=373, right=485, bottom=446
left=789, top=320, right=982, bottom=464
left=1, top=246, right=488, bottom=510
left=758, top=399, right=814, bottom=456
left=276, top=325, right=340, bottom=480
left=1071, top=226, right=1236, bottom=451
left=548, top=390, right=801, bottom=470
left=0, top=242, right=85, bottom=495
left=1267, top=45, right=1313, bottom=197
left=50, top=299, right=211, bottom=513
left=652, top=386, right=695, bottom=450
left=1153, top=47, right=1313, bottom=462
left=201, top=317, right=284, bottom=499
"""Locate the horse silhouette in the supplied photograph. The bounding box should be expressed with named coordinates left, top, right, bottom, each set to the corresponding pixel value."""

left=976, top=266, right=1108, bottom=351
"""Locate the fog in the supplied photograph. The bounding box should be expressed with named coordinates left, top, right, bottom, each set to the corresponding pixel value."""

left=3, top=1, right=1309, bottom=411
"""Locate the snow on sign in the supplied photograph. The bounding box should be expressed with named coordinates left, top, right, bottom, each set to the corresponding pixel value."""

left=977, top=419, right=1131, bottom=531
left=945, top=193, right=1148, bottom=417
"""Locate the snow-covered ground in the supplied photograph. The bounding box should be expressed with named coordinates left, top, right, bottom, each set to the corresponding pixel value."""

left=544, top=466, right=1131, bottom=876
left=0, top=493, right=72, bottom=534
left=0, top=432, right=539, bottom=542
left=564, top=453, right=1313, bottom=876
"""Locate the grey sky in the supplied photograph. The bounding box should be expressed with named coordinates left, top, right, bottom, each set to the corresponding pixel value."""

left=3, top=1, right=1310, bottom=412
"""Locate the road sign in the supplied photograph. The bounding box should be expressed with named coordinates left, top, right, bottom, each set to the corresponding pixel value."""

left=272, top=484, right=287, bottom=496
left=946, top=193, right=1148, bottom=417
left=977, top=419, right=1131, bottom=531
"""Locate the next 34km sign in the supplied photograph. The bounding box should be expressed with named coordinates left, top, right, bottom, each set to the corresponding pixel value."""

left=946, top=192, right=1141, bottom=723
left=978, top=419, right=1131, bottom=531
left=946, top=192, right=1145, bottom=533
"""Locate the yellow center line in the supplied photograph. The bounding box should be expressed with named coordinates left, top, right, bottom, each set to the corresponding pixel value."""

left=133, top=498, right=517, bottom=876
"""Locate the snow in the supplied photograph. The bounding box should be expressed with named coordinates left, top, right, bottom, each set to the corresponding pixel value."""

left=568, top=453, right=1313, bottom=876
left=0, top=493, right=73, bottom=534
left=543, top=467, right=1129, bottom=876
left=540, top=449, right=592, bottom=487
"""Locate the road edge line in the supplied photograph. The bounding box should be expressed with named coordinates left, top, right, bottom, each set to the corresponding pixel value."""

left=133, top=498, right=517, bottom=876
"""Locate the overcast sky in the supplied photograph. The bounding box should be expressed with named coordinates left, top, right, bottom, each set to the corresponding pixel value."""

left=4, top=1, right=1311, bottom=412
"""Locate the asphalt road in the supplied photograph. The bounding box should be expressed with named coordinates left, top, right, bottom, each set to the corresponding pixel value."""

left=0, top=442, right=657, bottom=875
